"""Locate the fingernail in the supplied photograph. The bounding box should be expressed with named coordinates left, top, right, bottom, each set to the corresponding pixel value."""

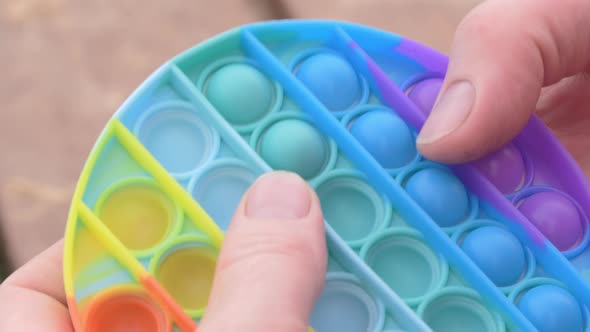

left=245, top=172, right=311, bottom=219
left=417, top=80, right=475, bottom=144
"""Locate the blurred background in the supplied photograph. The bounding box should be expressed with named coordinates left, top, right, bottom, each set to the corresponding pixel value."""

left=0, top=0, right=482, bottom=278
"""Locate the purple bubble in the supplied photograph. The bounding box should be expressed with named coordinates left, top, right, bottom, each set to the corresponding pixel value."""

left=518, top=191, right=584, bottom=251
left=474, top=143, right=526, bottom=194
left=407, top=78, right=443, bottom=115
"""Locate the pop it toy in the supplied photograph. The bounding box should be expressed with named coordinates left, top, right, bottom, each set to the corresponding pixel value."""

left=63, top=20, right=590, bottom=332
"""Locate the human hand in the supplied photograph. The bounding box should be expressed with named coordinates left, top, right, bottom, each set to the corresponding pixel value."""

left=0, top=172, right=327, bottom=332
left=416, top=0, right=590, bottom=176
left=6, top=0, right=590, bottom=330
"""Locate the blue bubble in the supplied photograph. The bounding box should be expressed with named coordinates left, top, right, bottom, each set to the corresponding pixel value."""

left=296, top=53, right=361, bottom=111
left=350, top=110, right=416, bottom=169
left=518, top=284, right=583, bottom=332
left=405, top=168, right=469, bottom=227
left=461, top=226, right=526, bottom=287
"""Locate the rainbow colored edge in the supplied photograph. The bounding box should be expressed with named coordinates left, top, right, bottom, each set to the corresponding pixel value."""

left=64, top=20, right=590, bottom=332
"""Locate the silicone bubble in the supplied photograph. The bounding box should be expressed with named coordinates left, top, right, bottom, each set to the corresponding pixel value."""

left=205, top=63, right=275, bottom=127
left=296, top=52, right=362, bottom=112
left=518, top=284, right=583, bottom=332
left=407, top=78, right=443, bottom=115
left=349, top=109, right=416, bottom=169
left=191, top=160, right=257, bottom=231
left=404, top=167, right=470, bottom=228
left=96, top=180, right=180, bottom=255
left=474, top=143, right=526, bottom=194
left=85, top=289, right=169, bottom=332
left=136, top=104, right=219, bottom=177
left=315, top=171, right=389, bottom=246
left=256, top=118, right=330, bottom=180
left=361, top=230, right=447, bottom=305
left=418, top=288, right=501, bottom=332
left=310, top=273, right=384, bottom=332
left=461, top=226, right=526, bottom=287
left=518, top=191, right=584, bottom=251
left=152, top=238, right=217, bottom=317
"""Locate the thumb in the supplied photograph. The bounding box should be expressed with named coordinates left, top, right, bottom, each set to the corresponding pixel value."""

left=416, top=0, right=590, bottom=163
left=199, top=171, right=327, bottom=332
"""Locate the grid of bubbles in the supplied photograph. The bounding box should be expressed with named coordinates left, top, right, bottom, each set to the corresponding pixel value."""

left=168, top=32, right=434, bottom=332
left=64, top=21, right=590, bottom=332
left=350, top=21, right=590, bottom=332
left=407, top=77, right=590, bottom=332
left=67, top=38, right=426, bottom=332
left=170, top=25, right=513, bottom=332
left=230, top=22, right=586, bottom=332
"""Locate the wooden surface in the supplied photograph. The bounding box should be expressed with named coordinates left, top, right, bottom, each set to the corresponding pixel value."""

left=0, top=0, right=481, bottom=269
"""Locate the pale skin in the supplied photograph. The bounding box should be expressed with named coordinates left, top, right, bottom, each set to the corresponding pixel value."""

left=1, top=0, right=589, bottom=330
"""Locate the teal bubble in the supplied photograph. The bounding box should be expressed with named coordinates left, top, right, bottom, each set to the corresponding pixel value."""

left=258, top=119, right=328, bottom=179
left=310, top=274, right=384, bottom=332
left=420, top=290, right=499, bottom=332
left=316, top=175, right=383, bottom=245
left=206, top=63, right=274, bottom=126
left=362, top=231, right=445, bottom=304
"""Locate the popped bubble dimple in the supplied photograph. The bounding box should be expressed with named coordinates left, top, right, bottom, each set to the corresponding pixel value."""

left=518, top=191, right=584, bottom=251
left=474, top=143, right=526, bottom=194
left=518, top=284, right=583, bottom=332
left=136, top=106, right=218, bottom=176
left=97, top=181, right=178, bottom=254
left=85, top=291, right=169, bottom=332
left=153, top=241, right=217, bottom=316
left=407, top=78, right=443, bottom=115
left=461, top=226, right=526, bottom=287
left=405, top=168, right=470, bottom=227
left=315, top=171, right=388, bottom=246
left=205, top=63, right=275, bottom=126
left=258, top=119, right=328, bottom=179
left=361, top=231, right=446, bottom=304
left=192, top=162, right=257, bottom=231
left=296, top=53, right=361, bottom=112
left=418, top=289, right=500, bottom=332
left=350, top=110, right=416, bottom=169
left=310, top=274, right=384, bottom=332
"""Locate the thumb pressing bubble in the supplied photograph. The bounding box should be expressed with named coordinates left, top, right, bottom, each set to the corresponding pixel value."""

left=0, top=172, right=326, bottom=332
left=417, top=0, right=590, bottom=166
left=199, top=171, right=327, bottom=332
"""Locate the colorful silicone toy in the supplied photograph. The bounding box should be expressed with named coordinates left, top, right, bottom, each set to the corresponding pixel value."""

left=63, top=20, right=590, bottom=332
